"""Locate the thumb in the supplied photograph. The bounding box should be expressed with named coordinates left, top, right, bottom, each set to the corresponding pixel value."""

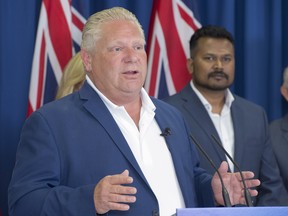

left=218, top=161, right=229, bottom=175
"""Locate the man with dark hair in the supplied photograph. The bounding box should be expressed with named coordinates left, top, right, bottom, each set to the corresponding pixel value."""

left=164, top=25, right=288, bottom=206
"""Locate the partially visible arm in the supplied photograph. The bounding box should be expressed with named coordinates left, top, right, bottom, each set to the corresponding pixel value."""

left=9, top=111, right=138, bottom=216
left=8, top=112, right=97, bottom=216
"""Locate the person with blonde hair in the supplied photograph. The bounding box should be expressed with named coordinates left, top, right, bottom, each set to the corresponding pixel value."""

left=8, top=7, right=260, bottom=216
left=55, top=52, right=85, bottom=99
left=269, top=66, right=288, bottom=193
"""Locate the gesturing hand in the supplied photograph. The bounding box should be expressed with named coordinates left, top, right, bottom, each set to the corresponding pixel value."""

left=94, top=170, right=137, bottom=214
left=212, top=161, right=261, bottom=206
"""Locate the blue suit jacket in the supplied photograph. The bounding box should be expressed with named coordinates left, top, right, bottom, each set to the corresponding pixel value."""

left=8, top=82, right=214, bottom=216
left=269, top=114, right=288, bottom=192
left=164, top=84, right=288, bottom=206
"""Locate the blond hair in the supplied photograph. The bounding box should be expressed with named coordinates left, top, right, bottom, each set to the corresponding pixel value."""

left=81, top=7, right=145, bottom=54
left=55, top=52, right=85, bottom=99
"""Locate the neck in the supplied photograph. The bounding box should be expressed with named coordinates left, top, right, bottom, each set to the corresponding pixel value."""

left=197, top=88, right=226, bottom=114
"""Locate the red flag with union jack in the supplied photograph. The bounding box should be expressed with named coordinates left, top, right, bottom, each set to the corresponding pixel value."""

left=145, top=0, right=201, bottom=99
left=27, top=0, right=86, bottom=116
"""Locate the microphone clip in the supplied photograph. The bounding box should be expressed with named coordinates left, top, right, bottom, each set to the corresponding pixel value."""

left=160, top=127, right=171, bottom=137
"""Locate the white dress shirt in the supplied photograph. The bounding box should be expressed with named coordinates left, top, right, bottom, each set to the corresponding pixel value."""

left=87, top=76, right=185, bottom=215
left=191, top=81, right=235, bottom=172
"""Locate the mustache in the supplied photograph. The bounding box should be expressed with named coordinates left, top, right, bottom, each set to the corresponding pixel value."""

left=208, top=71, right=229, bottom=79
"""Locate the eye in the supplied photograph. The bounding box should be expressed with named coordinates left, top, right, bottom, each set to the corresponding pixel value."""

left=134, top=45, right=144, bottom=50
left=221, top=56, right=232, bottom=63
left=203, top=56, right=216, bottom=62
left=113, top=47, right=122, bottom=52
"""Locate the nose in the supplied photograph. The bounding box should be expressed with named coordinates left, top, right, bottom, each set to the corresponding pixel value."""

left=214, top=58, right=223, bottom=70
left=123, top=48, right=138, bottom=63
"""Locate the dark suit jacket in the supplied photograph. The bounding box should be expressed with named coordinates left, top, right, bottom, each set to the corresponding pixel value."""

left=8, top=82, right=214, bottom=216
left=164, top=83, right=288, bottom=206
left=269, top=114, right=288, bottom=192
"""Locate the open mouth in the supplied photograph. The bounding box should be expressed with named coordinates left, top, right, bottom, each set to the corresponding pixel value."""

left=123, top=70, right=139, bottom=74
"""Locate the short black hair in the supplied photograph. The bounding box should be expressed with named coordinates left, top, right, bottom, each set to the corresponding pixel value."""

left=189, top=25, right=234, bottom=57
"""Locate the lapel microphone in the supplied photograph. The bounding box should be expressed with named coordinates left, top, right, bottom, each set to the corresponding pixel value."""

left=211, top=134, right=253, bottom=207
left=189, top=134, right=232, bottom=207
left=160, top=127, right=171, bottom=137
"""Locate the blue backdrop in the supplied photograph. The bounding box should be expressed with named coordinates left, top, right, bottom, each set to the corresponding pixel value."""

left=0, top=0, right=287, bottom=215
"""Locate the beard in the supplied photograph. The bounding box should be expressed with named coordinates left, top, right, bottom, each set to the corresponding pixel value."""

left=193, top=71, right=233, bottom=91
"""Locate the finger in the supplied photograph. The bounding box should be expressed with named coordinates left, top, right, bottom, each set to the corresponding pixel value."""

left=233, top=172, right=256, bottom=184
left=239, top=171, right=255, bottom=179
left=243, top=179, right=261, bottom=188
left=107, top=193, right=137, bottom=203
left=121, top=169, right=129, bottom=176
left=236, top=179, right=260, bottom=197
left=98, top=191, right=136, bottom=213
left=238, top=181, right=259, bottom=201
left=93, top=170, right=136, bottom=214
left=217, top=161, right=229, bottom=175
left=108, top=170, right=134, bottom=185
left=105, top=202, right=131, bottom=212
left=110, top=185, right=137, bottom=195
left=247, top=188, right=258, bottom=197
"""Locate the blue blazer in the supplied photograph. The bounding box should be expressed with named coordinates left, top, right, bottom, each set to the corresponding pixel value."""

left=269, top=114, right=288, bottom=192
left=8, top=82, right=214, bottom=216
left=164, top=84, right=288, bottom=206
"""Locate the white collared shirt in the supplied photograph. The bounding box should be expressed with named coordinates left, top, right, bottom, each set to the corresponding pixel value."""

left=191, top=81, right=235, bottom=172
left=87, top=76, right=185, bottom=215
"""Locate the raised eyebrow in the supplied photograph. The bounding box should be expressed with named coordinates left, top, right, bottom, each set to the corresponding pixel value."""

left=134, top=44, right=145, bottom=49
left=133, top=41, right=145, bottom=46
left=205, top=52, right=214, bottom=55
left=204, top=54, right=233, bottom=59
left=203, top=54, right=216, bottom=58
left=134, top=38, right=146, bottom=45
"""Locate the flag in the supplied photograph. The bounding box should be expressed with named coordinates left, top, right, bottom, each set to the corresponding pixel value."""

left=145, top=0, right=201, bottom=99
left=27, top=0, right=86, bottom=116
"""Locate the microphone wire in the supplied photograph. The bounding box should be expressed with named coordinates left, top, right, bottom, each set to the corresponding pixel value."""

left=211, top=134, right=253, bottom=207
left=189, top=134, right=232, bottom=207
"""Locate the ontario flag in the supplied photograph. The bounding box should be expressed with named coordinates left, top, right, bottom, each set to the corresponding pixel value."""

left=27, top=0, right=86, bottom=116
left=145, top=0, right=201, bottom=99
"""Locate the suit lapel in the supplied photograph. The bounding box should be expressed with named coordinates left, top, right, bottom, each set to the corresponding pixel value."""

left=230, top=97, right=245, bottom=166
left=181, top=85, right=226, bottom=163
left=78, top=82, right=149, bottom=185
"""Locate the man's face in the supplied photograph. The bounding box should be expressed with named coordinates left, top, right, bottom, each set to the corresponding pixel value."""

left=187, top=37, right=235, bottom=92
left=83, top=20, right=147, bottom=104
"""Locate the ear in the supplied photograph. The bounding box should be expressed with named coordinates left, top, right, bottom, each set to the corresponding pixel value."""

left=186, top=58, right=194, bottom=75
left=80, top=50, right=92, bottom=72
left=280, top=85, right=288, bottom=101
